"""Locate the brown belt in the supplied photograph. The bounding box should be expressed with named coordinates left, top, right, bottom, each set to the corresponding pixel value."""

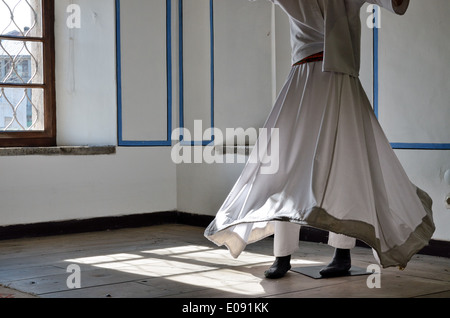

left=293, top=51, right=324, bottom=66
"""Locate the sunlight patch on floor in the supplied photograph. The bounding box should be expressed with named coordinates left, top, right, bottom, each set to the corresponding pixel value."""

left=64, top=244, right=323, bottom=296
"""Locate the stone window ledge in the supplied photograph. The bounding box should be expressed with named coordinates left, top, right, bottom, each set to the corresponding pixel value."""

left=0, top=146, right=116, bottom=157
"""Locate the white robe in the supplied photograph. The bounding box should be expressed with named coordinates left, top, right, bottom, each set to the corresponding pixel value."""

left=267, top=0, right=410, bottom=77
left=204, top=0, right=435, bottom=269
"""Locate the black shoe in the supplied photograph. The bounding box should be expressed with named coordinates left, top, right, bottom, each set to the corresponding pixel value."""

left=319, top=248, right=351, bottom=277
left=264, top=255, right=291, bottom=279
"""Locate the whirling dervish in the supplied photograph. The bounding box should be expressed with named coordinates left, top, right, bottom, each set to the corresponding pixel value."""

left=205, top=0, right=435, bottom=279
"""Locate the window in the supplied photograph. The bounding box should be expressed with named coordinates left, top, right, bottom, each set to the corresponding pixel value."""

left=0, top=0, right=55, bottom=147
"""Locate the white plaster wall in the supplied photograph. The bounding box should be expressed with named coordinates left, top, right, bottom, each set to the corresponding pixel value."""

left=0, top=0, right=177, bottom=226
left=378, top=0, right=450, bottom=144
left=119, top=0, right=169, bottom=141
left=176, top=0, right=273, bottom=213
left=0, top=148, right=177, bottom=225
left=213, top=0, right=273, bottom=144
left=176, top=155, right=246, bottom=216
left=182, top=0, right=214, bottom=136
left=377, top=0, right=450, bottom=241
left=395, top=150, right=450, bottom=241
left=55, top=0, right=117, bottom=146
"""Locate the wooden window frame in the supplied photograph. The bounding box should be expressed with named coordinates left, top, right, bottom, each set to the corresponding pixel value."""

left=0, top=0, right=56, bottom=147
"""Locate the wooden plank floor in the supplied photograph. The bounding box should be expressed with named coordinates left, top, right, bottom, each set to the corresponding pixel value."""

left=0, top=224, right=449, bottom=299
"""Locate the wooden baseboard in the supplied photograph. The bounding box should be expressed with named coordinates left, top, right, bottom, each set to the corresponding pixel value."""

left=0, top=211, right=448, bottom=259
left=0, top=211, right=186, bottom=240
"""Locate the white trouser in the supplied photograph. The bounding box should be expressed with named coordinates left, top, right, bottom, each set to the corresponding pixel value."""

left=274, top=221, right=356, bottom=257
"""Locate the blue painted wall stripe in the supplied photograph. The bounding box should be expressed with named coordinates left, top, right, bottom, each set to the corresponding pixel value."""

left=373, top=26, right=379, bottom=118
left=166, top=0, right=173, bottom=144
left=178, top=0, right=215, bottom=146
left=390, top=143, right=450, bottom=150
left=210, top=0, right=215, bottom=143
left=178, top=0, right=184, bottom=141
left=116, top=0, right=123, bottom=145
left=116, top=0, right=172, bottom=147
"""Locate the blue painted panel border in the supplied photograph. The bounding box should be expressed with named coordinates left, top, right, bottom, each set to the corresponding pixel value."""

left=116, top=0, right=173, bottom=147
left=178, top=0, right=215, bottom=147
left=373, top=26, right=379, bottom=118
left=372, top=6, right=449, bottom=150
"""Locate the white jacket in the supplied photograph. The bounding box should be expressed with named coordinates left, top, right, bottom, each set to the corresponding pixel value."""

left=268, top=0, right=410, bottom=77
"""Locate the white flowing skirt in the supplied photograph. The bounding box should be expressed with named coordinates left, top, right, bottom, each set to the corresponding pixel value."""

left=204, top=61, right=434, bottom=269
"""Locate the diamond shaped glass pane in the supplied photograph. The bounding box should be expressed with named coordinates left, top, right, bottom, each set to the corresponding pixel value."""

left=0, top=40, right=43, bottom=84
left=0, top=87, right=44, bottom=131
left=0, top=0, right=42, bottom=37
